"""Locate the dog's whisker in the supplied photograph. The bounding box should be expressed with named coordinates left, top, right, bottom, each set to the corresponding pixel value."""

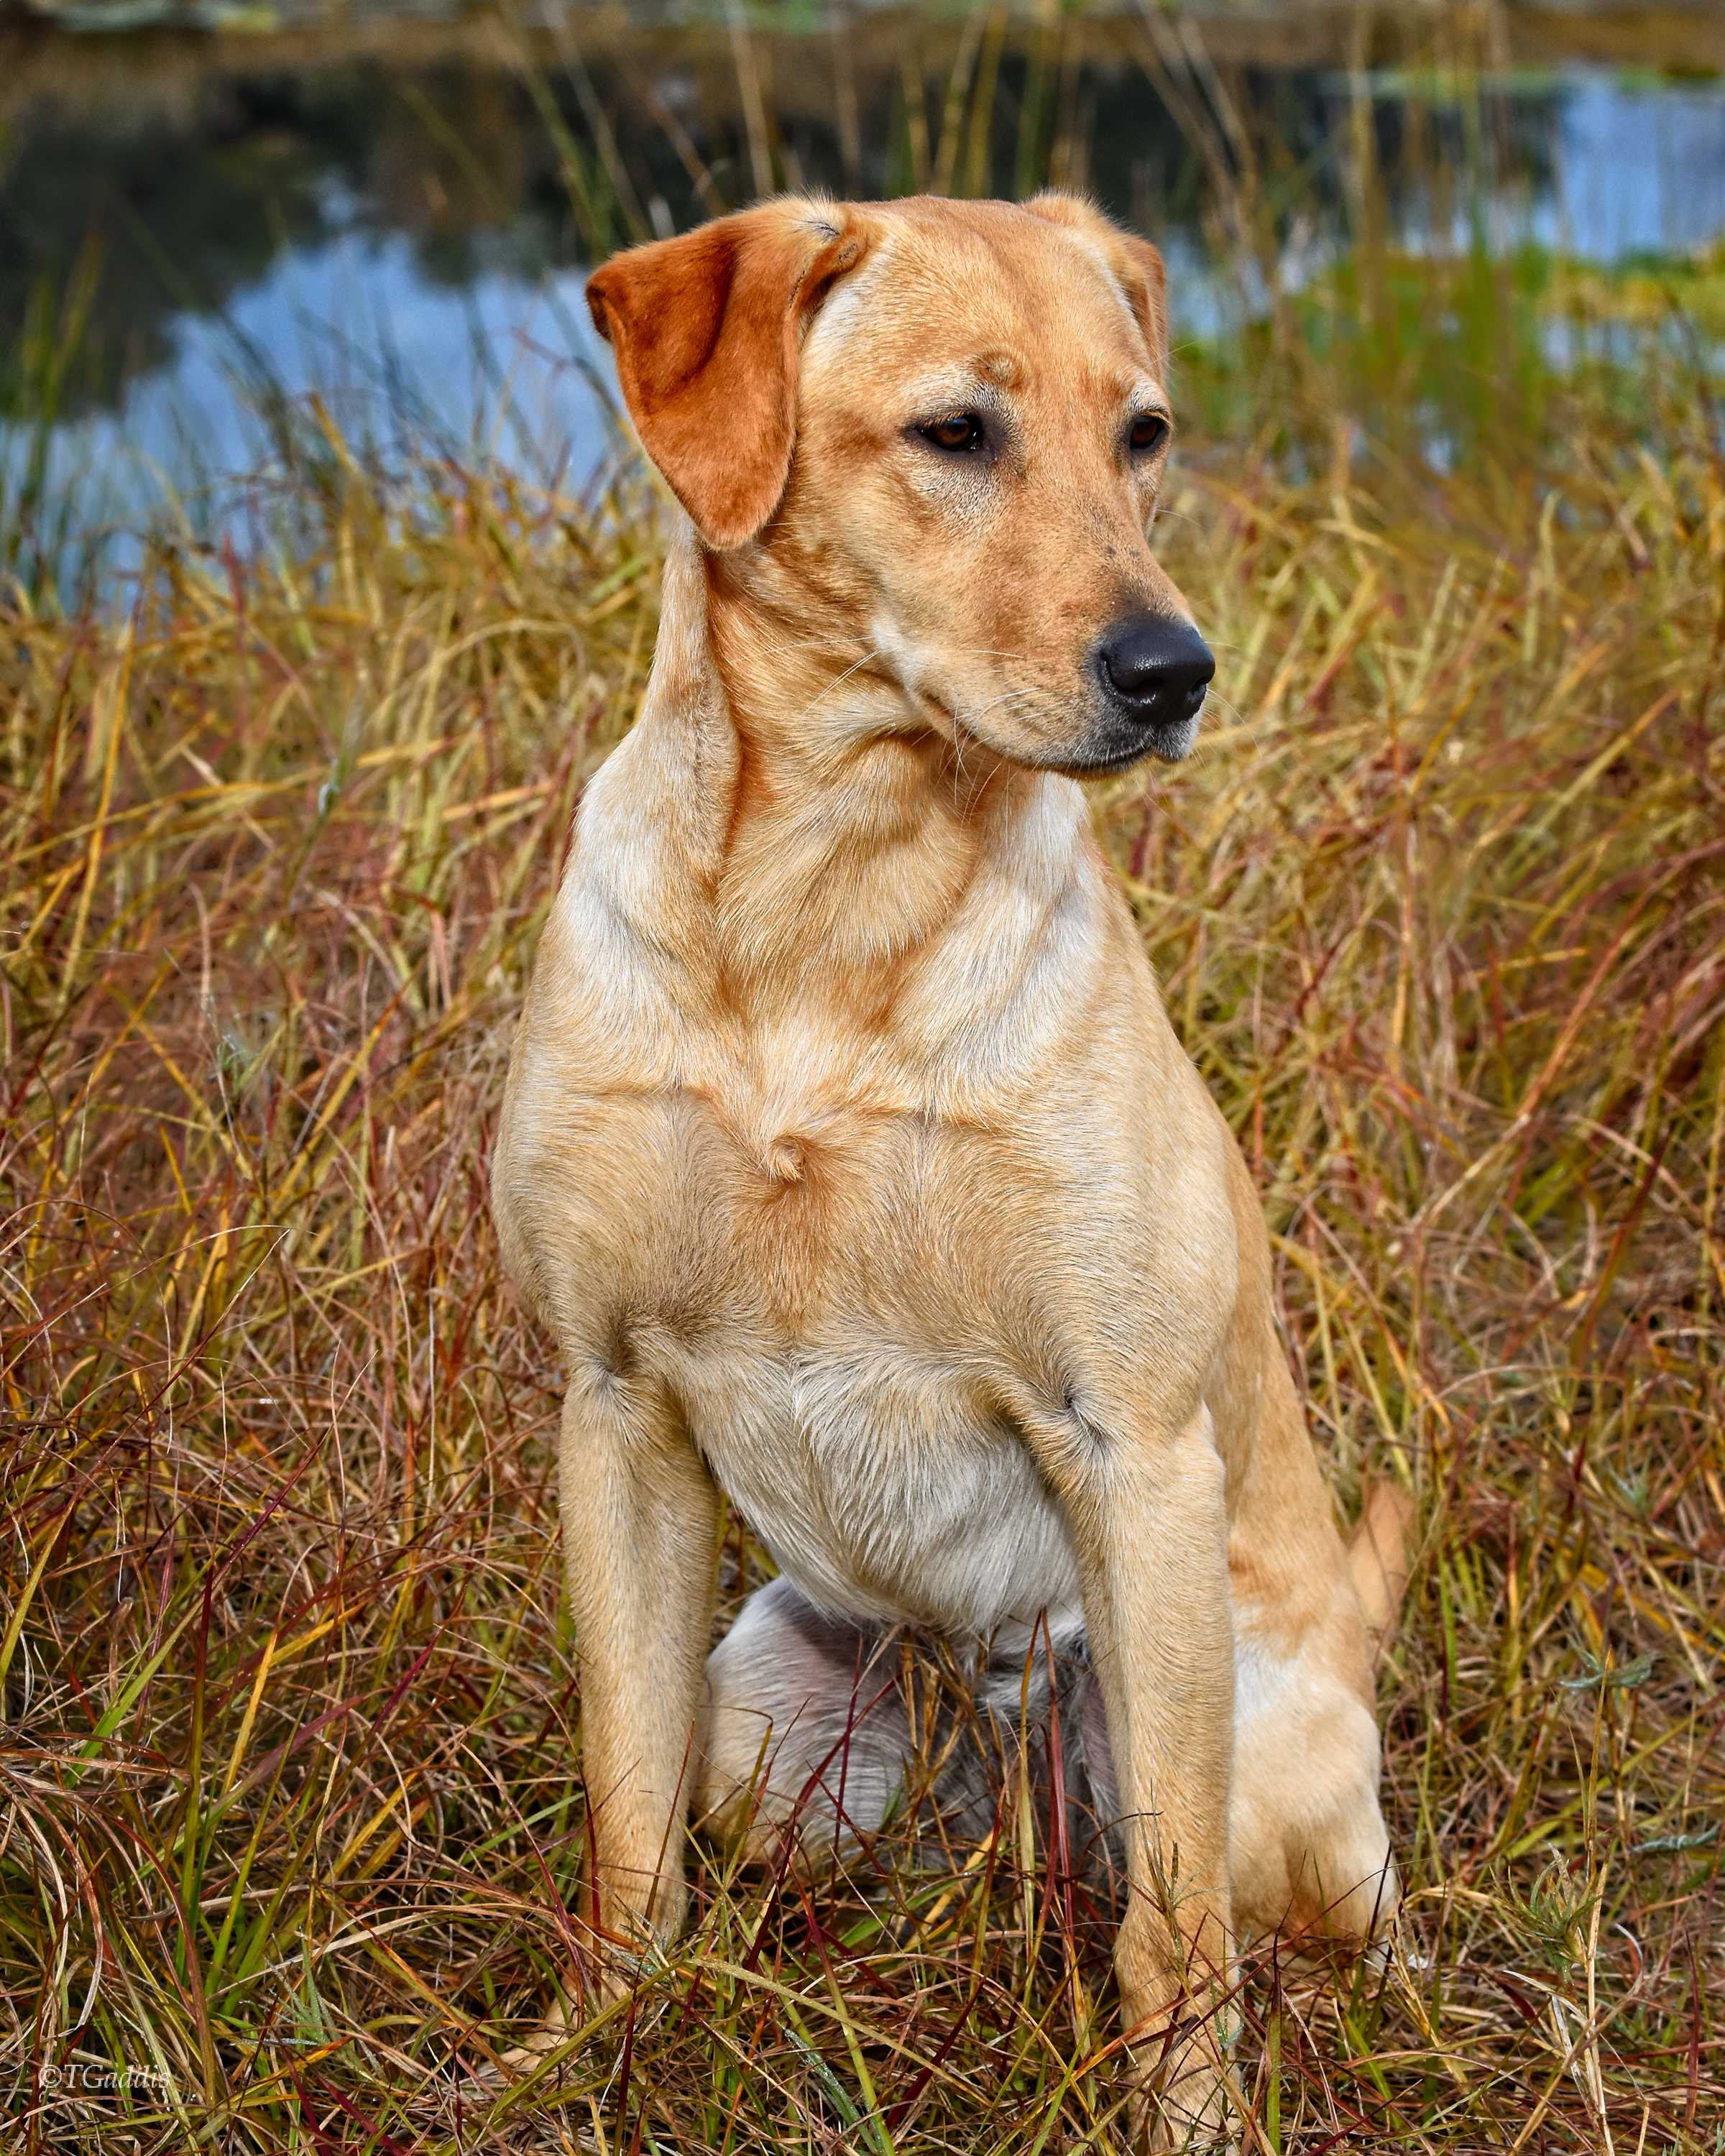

left=799, top=647, right=888, bottom=717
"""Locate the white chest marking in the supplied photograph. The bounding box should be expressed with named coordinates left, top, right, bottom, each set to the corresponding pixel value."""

left=681, top=1338, right=1082, bottom=1643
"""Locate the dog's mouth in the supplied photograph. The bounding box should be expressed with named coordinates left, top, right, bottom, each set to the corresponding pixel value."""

left=932, top=696, right=1200, bottom=779
left=1075, top=711, right=1202, bottom=772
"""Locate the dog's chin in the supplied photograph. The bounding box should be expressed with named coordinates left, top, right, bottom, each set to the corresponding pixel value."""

left=924, top=691, right=1200, bottom=779
left=1053, top=711, right=1201, bottom=776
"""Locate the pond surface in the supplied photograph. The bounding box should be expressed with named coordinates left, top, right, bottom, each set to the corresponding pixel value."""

left=3, top=4, right=1724, bottom=590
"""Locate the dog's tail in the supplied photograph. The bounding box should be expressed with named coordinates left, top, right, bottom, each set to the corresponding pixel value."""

left=1346, top=1479, right=1416, bottom=1645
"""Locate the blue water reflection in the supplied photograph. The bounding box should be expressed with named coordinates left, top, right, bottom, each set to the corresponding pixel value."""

left=4, top=50, right=1723, bottom=590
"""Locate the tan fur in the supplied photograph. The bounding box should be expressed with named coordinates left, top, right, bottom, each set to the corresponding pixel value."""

left=492, top=192, right=1407, bottom=2148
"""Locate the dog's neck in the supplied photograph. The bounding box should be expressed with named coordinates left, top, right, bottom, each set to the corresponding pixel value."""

left=623, top=520, right=1095, bottom=1028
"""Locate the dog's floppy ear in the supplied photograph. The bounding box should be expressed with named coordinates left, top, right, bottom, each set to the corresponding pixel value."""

left=586, top=203, right=868, bottom=550
left=1024, top=193, right=1169, bottom=382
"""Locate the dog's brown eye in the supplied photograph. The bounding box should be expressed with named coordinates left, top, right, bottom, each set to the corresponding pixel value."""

left=919, top=413, right=987, bottom=453
left=1128, top=414, right=1170, bottom=455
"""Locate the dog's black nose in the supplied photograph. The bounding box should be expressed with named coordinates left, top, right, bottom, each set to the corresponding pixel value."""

left=1096, top=613, right=1215, bottom=724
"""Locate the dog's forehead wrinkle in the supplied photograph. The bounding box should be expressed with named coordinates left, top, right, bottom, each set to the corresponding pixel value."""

left=851, top=206, right=1123, bottom=337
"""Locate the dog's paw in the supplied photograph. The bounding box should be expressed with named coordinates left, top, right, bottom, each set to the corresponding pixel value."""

left=489, top=1993, right=575, bottom=2082
left=1229, top=1657, right=1399, bottom=1954
left=487, top=1952, right=654, bottom=2084
left=1127, top=2026, right=1239, bottom=2154
left=1121, top=1988, right=1241, bottom=2156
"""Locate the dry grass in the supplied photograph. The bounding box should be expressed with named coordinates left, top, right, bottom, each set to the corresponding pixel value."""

left=3, top=325, right=1724, bottom=2151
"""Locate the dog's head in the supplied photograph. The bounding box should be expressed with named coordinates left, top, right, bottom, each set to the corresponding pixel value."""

left=587, top=193, right=1211, bottom=774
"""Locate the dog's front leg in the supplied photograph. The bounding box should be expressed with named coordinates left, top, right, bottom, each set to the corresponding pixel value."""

left=1060, top=1407, right=1237, bottom=2152
left=558, top=1378, right=717, bottom=1989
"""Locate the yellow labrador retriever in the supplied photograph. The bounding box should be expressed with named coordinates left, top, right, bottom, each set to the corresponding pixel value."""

left=492, top=191, right=1408, bottom=2147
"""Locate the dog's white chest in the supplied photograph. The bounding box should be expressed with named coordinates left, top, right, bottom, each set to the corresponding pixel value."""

left=686, top=1339, right=1082, bottom=1641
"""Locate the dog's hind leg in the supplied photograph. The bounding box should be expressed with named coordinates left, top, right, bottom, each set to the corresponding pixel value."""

left=696, top=1575, right=918, bottom=1861
left=1205, top=1128, right=1407, bottom=1954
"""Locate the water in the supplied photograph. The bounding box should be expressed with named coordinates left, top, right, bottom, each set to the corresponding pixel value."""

left=2, top=7, right=1723, bottom=593
left=19, top=223, right=618, bottom=575
left=1542, top=75, right=1725, bottom=258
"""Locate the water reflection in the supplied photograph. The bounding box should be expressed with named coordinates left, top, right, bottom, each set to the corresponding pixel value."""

left=2, top=9, right=1723, bottom=587
left=32, top=225, right=616, bottom=553
left=1546, top=75, right=1725, bottom=257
